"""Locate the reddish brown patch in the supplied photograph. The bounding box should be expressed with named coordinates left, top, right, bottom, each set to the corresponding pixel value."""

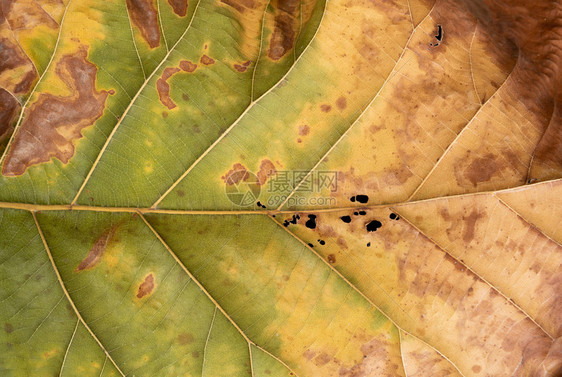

left=177, top=333, right=194, bottom=345
left=0, top=89, right=19, bottom=142
left=257, top=159, right=277, bottom=185
left=327, top=254, right=336, bottom=264
left=179, top=60, right=197, bottom=72
left=126, top=0, right=161, bottom=48
left=233, top=60, right=252, bottom=72
left=200, top=55, right=215, bottom=65
left=298, top=124, right=310, bottom=136
left=268, top=0, right=300, bottom=60
left=472, top=365, right=482, bottom=373
left=336, top=96, right=347, bottom=110
left=222, top=163, right=249, bottom=185
left=320, top=104, right=331, bottom=113
left=2, top=46, right=110, bottom=176
left=0, top=37, right=38, bottom=95
left=75, top=226, right=117, bottom=272
left=156, top=67, right=181, bottom=110
left=136, top=273, right=155, bottom=298
left=167, top=0, right=188, bottom=16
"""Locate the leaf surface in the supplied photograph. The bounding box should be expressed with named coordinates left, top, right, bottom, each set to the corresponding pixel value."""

left=0, top=0, right=561, bottom=376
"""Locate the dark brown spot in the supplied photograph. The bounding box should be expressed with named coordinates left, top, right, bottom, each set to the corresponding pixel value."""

left=4, top=323, right=13, bottom=333
left=200, top=55, right=215, bottom=65
left=156, top=67, right=181, bottom=110
left=336, top=96, right=347, bottom=110
left=222, top=163, right=250, bottom=185
left=177, top=333, right=194, bottom=345
left=136, top=273, right=155, bottom=299
left=2, top=46, right=110, bottom=176
left=327, top=254, right=336, bottom=264
left=179, top=60, right=197, bottom=72
left=320, top=104, right=331, bottom=113
left=257, top=159, right=277, bottom=185
left=126, top=0, right=161, bottom=48
left=75, top=226, right=117, bottom=272
left=192, top=351, right=200, bottom=358
left=167, top=0, right=188, bottom=16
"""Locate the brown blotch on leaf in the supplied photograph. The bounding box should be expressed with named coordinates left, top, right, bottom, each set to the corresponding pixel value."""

left=463, top=209, right=484, bottom=243
left=75, top=226, right=117, bottom=272
left=472, top=365, right=482, bottom=373
left=177, top=332, right=194, bottom=345
left=257, top=159, right=277, bottom=185
left=298, top=124, right=310, bottom=136
left=327, top=254, right=336, bottom=264
left=233, top=60, right=252, bottom=72
left=200, top=55, right=215, bottom=65
left=179, top=60, right=197, bottom=72
left=156, top=67, right=181, bottom=110
left=268, top=0, right=300, bottom=60
left=4, top=323, right=13, bottom=333
left=463, top=153, right=501, bottom=187
left=0, top=37, right=38, bottom=95
left=126, top=0, right=161, bottom=48
left=0, top=89, right=19, bottom=142
left=136, top=273, right=155, bottom=298
left=167, top=0, right=188, bottom=16
left=2, top=46, right=110, bottom=176
left=336, top=96, right=347, bottom=110
left=222, top=163, right=250, bottom=185
left=320, top=104, right=331, bottom=113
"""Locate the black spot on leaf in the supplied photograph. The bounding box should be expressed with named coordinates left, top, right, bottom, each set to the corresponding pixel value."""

left=305, top=214, right=317, bottom=229
left=340, top=215, right=352, bottom=223
left=366, top=220, right=382, bottom=232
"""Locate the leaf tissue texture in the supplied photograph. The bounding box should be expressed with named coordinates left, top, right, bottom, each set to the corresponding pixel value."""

left=0, top=0, right=561, bottom=376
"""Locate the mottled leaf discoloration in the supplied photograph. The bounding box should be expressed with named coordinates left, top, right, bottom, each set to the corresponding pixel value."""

left=2, top=46, right=110, bottom=176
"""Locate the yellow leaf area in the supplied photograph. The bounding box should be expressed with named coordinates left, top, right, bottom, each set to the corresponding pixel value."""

left=0, top=0, right=562, bottom=376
